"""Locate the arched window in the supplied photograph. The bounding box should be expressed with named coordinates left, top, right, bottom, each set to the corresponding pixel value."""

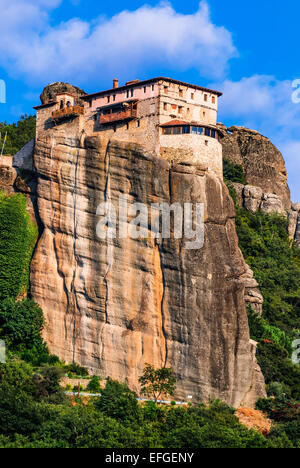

left=66, top=101, right=71, bottom=108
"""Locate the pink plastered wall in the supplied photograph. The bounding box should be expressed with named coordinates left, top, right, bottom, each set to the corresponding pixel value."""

left=89, top=83, right=160, bottom=111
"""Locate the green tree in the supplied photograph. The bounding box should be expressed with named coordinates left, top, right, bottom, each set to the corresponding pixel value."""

left=95, top=378, right=140, bottom=423
left=87, top=376, right=101, bottom=393
left=139, top=364, right=176, bottom=403
left=0, top=298, right=44, bottom=350
left=0, top=115, right=36, bottom=155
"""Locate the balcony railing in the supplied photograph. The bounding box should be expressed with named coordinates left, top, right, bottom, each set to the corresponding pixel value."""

left=99, top=108, right=137, bottom=125
left=52, top=105, right=84, bottom=121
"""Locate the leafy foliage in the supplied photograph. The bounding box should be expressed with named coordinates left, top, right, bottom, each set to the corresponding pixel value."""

left=0, top=115, right=36, bottom=155
left=0, top=192, right=38, bottom=300
left=223, top=158, right=246, bottom=184
left=94, top=378, right=140, bottom=423
left=86, top=376, right=101, bottom=393
left=236, top=208, right=300, bottom=337
left=139, top=364, right=176, bottom=403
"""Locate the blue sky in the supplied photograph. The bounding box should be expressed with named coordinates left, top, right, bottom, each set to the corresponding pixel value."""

left=0, top=0, right=299, bottom=200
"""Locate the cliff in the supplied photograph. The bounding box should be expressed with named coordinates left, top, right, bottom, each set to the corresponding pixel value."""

left=27, top=120, right=266, bottom=407
left=218, top=124, right=291, bottom=210
left=219, top=124, right=300, bottom=245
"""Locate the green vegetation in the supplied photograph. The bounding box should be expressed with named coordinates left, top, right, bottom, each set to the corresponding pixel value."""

left=235, top=207, right=300, bottom=400
left=223, top=168, right=300, bottom=445
left=0, top=115, right=36, bottom=155
left=0, top=192, right=38, bottom=301
left=139, top=364, right=176, bottom=403
left=223, top=158, right=246, bottom=184
left=0, top=362, right=280, bottom=448
left=86, top=376, right=101, bottom=393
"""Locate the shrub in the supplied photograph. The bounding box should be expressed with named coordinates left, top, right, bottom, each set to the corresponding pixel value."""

left=223, top=159, right=246, bottom=184
left=0, top=192, right=38, bottom=300
left=87, top=376, right=101, bottom=393
left=95, top=378, right=140, bottom=424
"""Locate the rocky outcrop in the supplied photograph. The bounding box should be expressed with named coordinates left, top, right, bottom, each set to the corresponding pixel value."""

left=231, top=183, right=286, bottom=216
left=28, top=119, right=266, bottom=407
left=218, top=124, right=291, bottom=210
left=40, top=82, right=86, bottom=106
left=0, top=156, right=17, bottom=194
left=290, top=203, right=300, bottom=245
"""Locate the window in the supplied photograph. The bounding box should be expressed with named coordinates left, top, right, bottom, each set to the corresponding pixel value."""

left=179, top=89, right=183, bottom=97
left=163, top=103, right=168, bottom=111
left=152, top=84, right=155, bottom=91
left=211, top=130, right=216, bottom=138
left=212, top=96, right=216, bottom=104
left=126, top=123, right=129, bottom=130
left=144, top=86, right=147, bottom=93
left=164, top=86, right=168, bottom=94
left=205, top=128, right=210, bottom=137
left=203, top=111, right=206, bottom=118
left=191, top=93, right=194, bottom=100
left=178, top=106, right=182, bottom=114
left=113, top=94, right=116, bottom=102
left=60, top=100, right=64, bottom=109
left=205, top=140, right=208, bottom=146
left=204, top=94, right=208, bottom=102
left=192, top=127, right=204, bottom=135
left=107, top=96, right=110, bottom=104
left=163, top=125, right=191, bottom=135
left=126, top=90, right=130, bottom=98
left=137, top=120, right=140, bottom=127
left=131, top=89, right=134, bottom=97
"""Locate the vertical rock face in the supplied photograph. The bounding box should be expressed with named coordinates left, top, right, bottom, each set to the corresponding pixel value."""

left=30, top=120, right=266, bottom=407
left=218, top=125, right=291, bottom=210
left=0, top=156, right=17, bottom=194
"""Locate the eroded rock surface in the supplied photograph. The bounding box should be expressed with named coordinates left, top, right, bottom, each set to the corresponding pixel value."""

left=218, top=124, right=291, bottom=210
left=0, top=156, right=17, bottom=194
left=30, top=123, right=266, bottom=406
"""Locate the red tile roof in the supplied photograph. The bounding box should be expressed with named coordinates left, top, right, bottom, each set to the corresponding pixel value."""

left=160, top=119, right=189, bottom=127
left=82, top=77, right=222, bottom=100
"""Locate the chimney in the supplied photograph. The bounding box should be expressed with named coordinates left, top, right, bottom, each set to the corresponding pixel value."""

left=113, top=79, right=119, bottom=89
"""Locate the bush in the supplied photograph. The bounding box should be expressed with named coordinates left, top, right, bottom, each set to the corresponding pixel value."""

left=0, top=192, right=38, bottom=300
left=87, top=376, right=101, bottom=393
left=95, top=378, right=140, bottom=424
left=65, top=363, right=89, bottom=377
left=223, top=159, right=246, bottom=184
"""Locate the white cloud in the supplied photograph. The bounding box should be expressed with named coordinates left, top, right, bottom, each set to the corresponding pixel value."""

left=0, top=1, right=237, bottom=84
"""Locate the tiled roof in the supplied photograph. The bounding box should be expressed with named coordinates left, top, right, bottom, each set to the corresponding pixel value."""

left=160, top=119, right=189, bottom=127
left=82, top=77, right=223, bottom=100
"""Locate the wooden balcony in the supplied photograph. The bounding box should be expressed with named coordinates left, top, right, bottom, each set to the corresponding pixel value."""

left=99, top=103, right=137, bottom=125
left=52, top=105, right=84, bottom=121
